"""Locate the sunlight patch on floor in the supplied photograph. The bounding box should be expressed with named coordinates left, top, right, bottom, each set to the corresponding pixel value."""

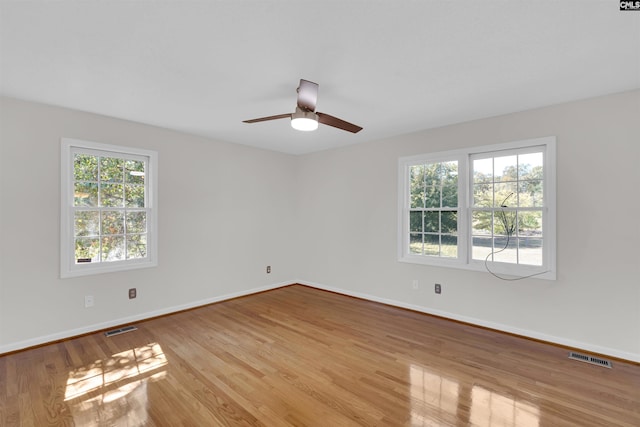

left=63, top=342, right=168, bottom=426
left=64, top=342, right=167, bottom=401
left=470, top=385, right=540, bottom=427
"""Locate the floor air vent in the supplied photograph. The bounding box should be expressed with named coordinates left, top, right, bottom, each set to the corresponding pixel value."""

left=104, top=325, right=137, bottom=337
left=568, top=351, right=612, bottom=368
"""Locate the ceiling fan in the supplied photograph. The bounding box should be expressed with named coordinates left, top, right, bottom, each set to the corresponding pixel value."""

left=243, top=79, right=363, bottom=133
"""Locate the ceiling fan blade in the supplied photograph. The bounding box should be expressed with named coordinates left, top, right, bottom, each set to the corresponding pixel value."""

left=297, top=79, right=318, bottom=111
left=317, top=112, right=363, bottom=133
left=243, top=113, right=291, bottom=124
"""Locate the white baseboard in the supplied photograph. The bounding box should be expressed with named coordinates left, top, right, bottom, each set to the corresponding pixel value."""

left=297, top=280, right=640, bottom=364
left=0, top=281, right=290, bottom=355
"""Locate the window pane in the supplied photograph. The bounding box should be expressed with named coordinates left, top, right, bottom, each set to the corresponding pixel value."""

left=411, top=191, right=425, bottom=209
left=472, top=237, right=493, bottom=261
left=74, top=154, right=98, bottom=181
left=410, top=233, right=423, bottom=254
left=101, top=183, right=124, bottom=207
left=409, top=211, right=422, bottom=233
left=100, top=157, right=124, bottom=182
left=441, top=235, right=457, bottom=258
left=518, top=211, right=542, bottom=237
left=518, top=180, right=543, bottom=207
left=125, top=160, right=145, bottom=184
left=410, top=165, right=425, bottom=208
left=441, top=211, right=457, bottom=234
left=519, top=238, right=543, bottom=266
left=127, top=234, right=147, bottom=259
left=441, top=184, right=458, bottom=207
left=493, top=237, right=518, bottom=264
left=423, top=164, right=440, bottom=187
left=494, top=183, right=517, bottom=207
left=473, top=158, right=492, bottom=183
left=494, top=211, right=516, bottom=236
left=519, top=152, right=543, bottom=178
left=102, top=211, right=124, bottom=235
left=126, top=211, right=147, bottom=233
left=424, top=211, right=439, bottom=233
left=75, top=237, right=100, bottom=263
left=472, top=211, right=492, bottom=236
left=494, top=155, right=517, bottom=182
left=424, top=184, right=440, bottom=208
left=75, top=211, right=99, bottom=237
left=424, top=234, right=440, bottom=256
left=125, top=184, right=145, bottom=208
left=409, top=211, right=423, bottom=232
left=441, top=161, right=458, bottom=185
left=74, top=182, right=98, bottom=207
left=473, top=183, right=493, bottom=207
left=101, top=236, right=125, bottom=261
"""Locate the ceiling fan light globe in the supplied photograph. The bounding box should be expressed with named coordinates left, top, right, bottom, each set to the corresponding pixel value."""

left=291, top=117, right=318, bottom=131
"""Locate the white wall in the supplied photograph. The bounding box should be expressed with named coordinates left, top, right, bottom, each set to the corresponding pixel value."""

left=295, top=90, right=640, bottom=362
left=0, top=97, right=298, bottom=353
left=2, top=91, right=639, bottom=362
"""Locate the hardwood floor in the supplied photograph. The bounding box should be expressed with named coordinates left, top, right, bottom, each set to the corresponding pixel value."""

left=1, top=284, right=638, bottom=426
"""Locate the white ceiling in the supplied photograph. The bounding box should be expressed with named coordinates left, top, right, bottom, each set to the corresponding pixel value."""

left=1, top=1, right=639, bottom=155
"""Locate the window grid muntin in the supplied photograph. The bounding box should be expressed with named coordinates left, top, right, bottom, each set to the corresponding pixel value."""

left=470, top=146, right=545, bottom=267
left=72, top=207, right=149, bottom=263
left=72, top=149, right=149, bottom=264
left=408, top=160, right=459, bottom=258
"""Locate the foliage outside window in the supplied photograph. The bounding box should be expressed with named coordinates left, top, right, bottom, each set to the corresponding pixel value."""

left=398, top=137, right=556, bottom=280
left=61, top=138, right=158, bottom=278
left=409, top=161, right=459, bottom=259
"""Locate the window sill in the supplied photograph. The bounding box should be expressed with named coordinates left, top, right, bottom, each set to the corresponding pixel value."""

left=397, top=256, right=556, bottom=281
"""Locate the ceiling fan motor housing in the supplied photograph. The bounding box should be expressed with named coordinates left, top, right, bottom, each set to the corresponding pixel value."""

left=291, top=106, right=319, bottom=131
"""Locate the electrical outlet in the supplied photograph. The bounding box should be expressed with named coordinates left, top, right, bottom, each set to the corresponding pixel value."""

left=129, top=288, right=137, bottom=299
left=412, top=280, right=419, bottom=290
left=266, top=265, right=271, bottom=274
left=84, top=295, right=94, bottom=308
left=435, top=283, right=442, bottom=294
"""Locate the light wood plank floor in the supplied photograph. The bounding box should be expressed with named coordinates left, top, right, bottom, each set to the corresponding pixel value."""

left=1, top=285, right=638, bottom=426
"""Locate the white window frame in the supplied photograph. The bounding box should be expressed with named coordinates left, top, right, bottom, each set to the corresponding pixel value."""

left=398, top=136, right=556, bottom=280
left=60, top=138, right=158, bottom=278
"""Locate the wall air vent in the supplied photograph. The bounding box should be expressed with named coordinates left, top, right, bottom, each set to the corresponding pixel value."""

left=568, top=351, right=612, bottom=368
left=104, top=325, right=137, bottom=337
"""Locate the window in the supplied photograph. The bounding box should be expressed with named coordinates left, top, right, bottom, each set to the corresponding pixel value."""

left=61, top=138, right=158, bottom=278
left=399, top=137, right=556, bottom=280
